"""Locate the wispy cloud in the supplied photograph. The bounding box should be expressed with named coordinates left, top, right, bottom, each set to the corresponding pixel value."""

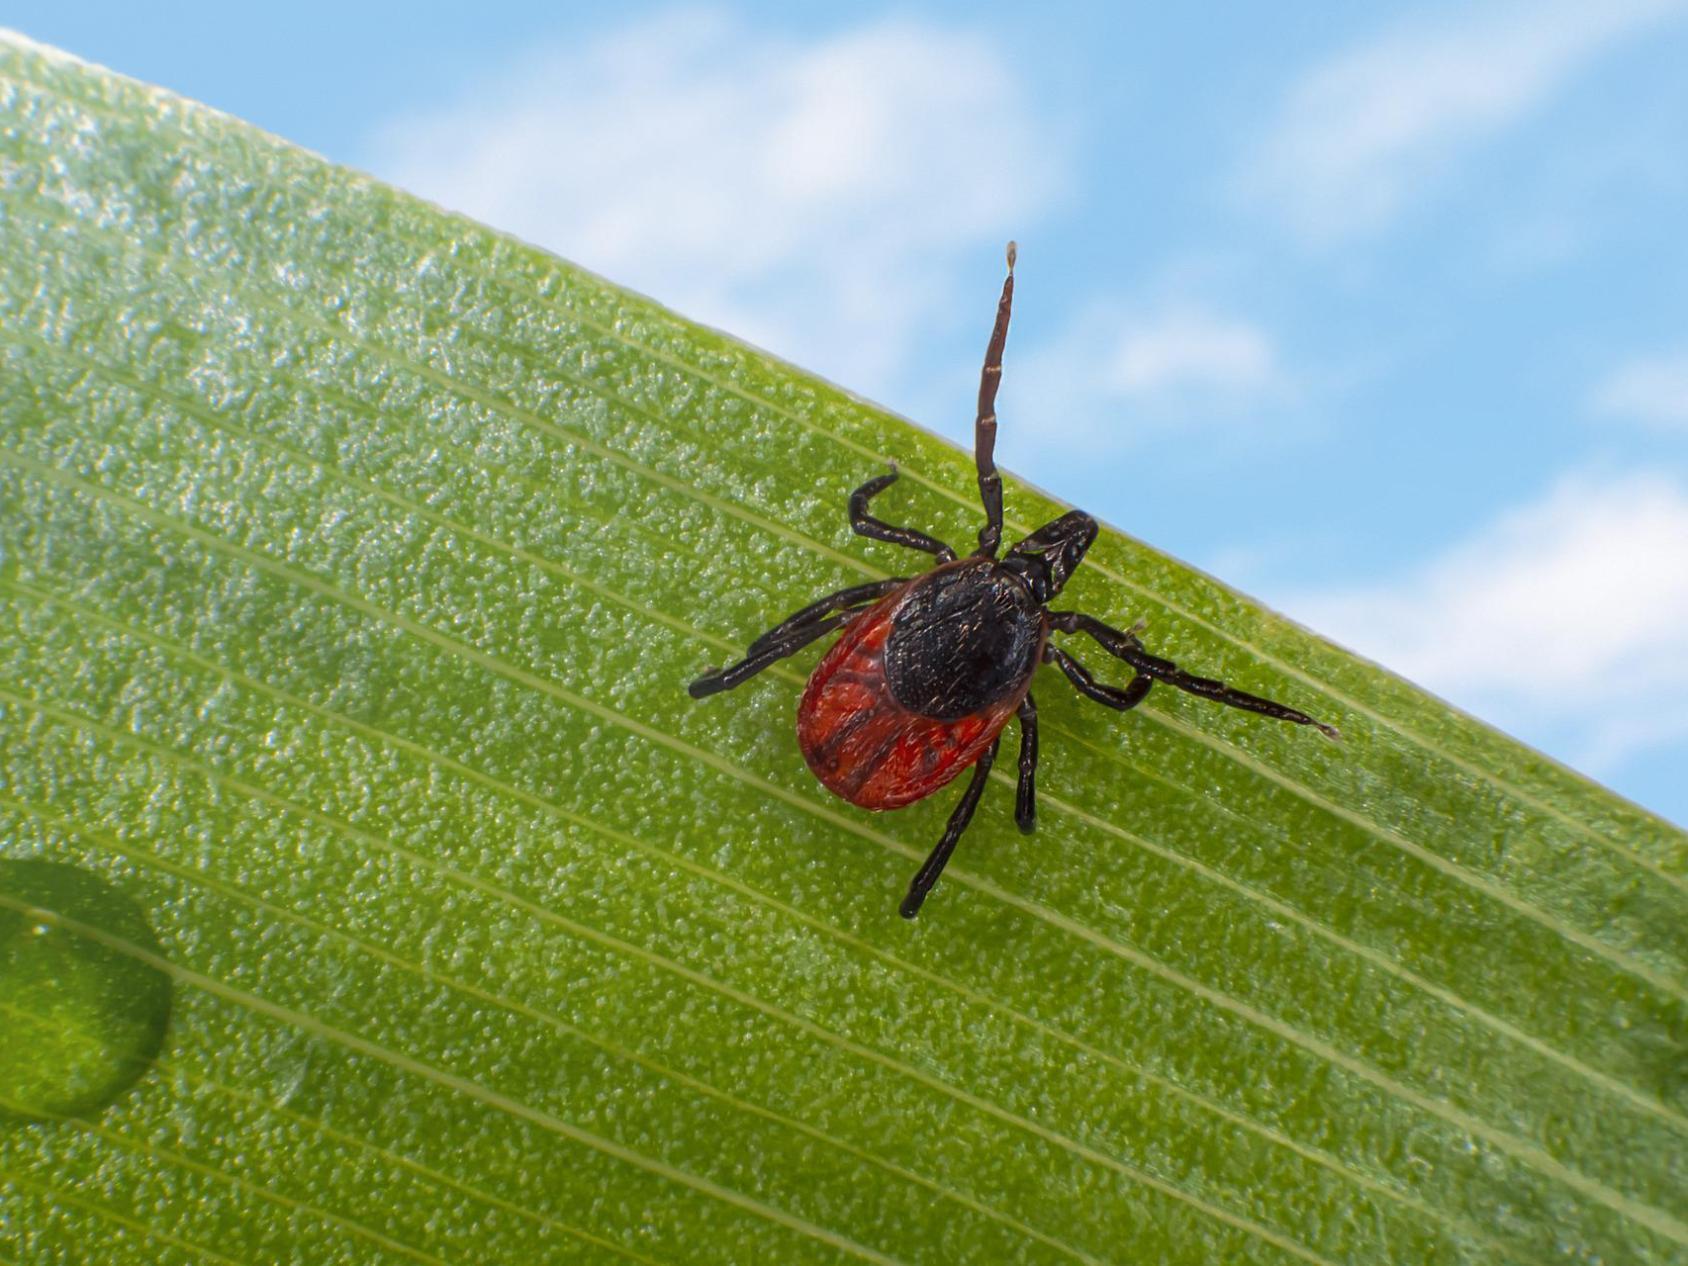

left=366, top=8, right=1066, bottom=401
left=1013, top=301, right=1285, bottom=446
left=1592, top=346, right=1688, bottom=432
left=1287, top=473, right=1688, bottom=775
left=1242, top=0, right=1685, bottom=241
left=1109, top=310, right=1276, bottom=395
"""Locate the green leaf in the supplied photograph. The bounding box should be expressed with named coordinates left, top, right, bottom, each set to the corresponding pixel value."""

left=1, top=33, right=1684, bottom=1266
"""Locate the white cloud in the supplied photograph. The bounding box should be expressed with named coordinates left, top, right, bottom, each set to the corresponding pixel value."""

left=1287, top=473, right=1688, bottom=773
left=1242, top=0, right=1686, bottom=240
left=1592, top=348, right=1688, bottom=432
left=1108, top=310, right=1276, bottom=395
left=1012, top=300, right=1285, bottom=445
left=366, top=9, right=1066, bottom=400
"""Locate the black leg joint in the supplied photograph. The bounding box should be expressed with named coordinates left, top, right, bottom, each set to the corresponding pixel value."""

left=690, top=610, right=857, bottom=698
left=1047, top=643, right=1152, bottom=712
left=1049, top=611, right=1339, bottom=738
left=747, top=578, right=905, bottom=656
left=849, top=467, right=956, bottom=561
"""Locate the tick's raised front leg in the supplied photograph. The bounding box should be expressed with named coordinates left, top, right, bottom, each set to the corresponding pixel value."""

left=1049, top=612, right=1339, bottom=738
left=901, top=738, right=999, bottom=919
left=973, top=242, right=1016, bottom=558
left=849, top=468, right=956, bottom=561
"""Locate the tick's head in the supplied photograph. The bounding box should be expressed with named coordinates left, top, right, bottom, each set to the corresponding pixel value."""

left=1002, top=511, right=1098, bottom=604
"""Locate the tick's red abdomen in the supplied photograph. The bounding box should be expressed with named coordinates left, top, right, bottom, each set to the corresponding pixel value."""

left=797, top=588, right=1028, bottom=810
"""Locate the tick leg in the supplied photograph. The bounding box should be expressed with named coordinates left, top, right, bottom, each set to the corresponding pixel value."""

left=1015, top=694, right=1038, bottom=834
left=747, top=578, right=907, bottom=655
left=901, top=738, right=999, bottom=919
left=1050, top=612, right=1340, bottom=738
left=973, top=242, right=1016, bottom=558
left=689, top=611, right=858, bottom=698
left=1046, top=643, right=1152, bottom=712
left=849, top=467, right=956, bottom=561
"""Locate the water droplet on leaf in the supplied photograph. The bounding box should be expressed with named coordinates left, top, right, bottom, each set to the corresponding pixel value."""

left=1, top=859, right=172, bottom=1120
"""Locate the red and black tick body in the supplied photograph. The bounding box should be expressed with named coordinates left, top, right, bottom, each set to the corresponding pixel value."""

left=690, top=244, right=1338, bottom=918
left=799, top=558, right=1046, bottom=811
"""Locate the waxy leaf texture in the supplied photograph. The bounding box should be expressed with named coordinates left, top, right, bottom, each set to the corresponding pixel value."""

left=1, top=34, right=1684, bottom=1266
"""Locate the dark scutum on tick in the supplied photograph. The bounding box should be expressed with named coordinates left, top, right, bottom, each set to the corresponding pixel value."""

left=689, top=243, right=1339, bottom=919
left=885, top=560, right=1043, bottom=720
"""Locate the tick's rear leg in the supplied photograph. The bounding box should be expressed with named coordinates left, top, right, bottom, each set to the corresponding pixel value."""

left=850, top=467, right=956, bottom=561
left=1015, top=694, right=1037, bottom=833
left=1050, top=612, right=1339, bottom=738
left=901, top=738, right=999, bottom=919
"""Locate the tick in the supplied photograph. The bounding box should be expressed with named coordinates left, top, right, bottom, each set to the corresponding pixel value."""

left=689, top=243, right=1338, bottom=918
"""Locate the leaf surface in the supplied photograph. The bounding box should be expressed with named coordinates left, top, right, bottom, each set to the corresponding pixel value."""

left=1, top=34, right=1684, bottom=1266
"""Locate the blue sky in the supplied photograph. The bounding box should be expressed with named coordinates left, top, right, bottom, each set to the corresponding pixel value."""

left=13, top=2, right=1688, bottom=825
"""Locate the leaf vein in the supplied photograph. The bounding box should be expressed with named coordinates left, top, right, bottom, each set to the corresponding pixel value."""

left=0, top=575, right=1522, bottom=1259
left=4, top=448, right=1683, bottom=1242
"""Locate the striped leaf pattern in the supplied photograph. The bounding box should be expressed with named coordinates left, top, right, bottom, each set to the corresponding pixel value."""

left=1, top=35, right=1684, bottom=1266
